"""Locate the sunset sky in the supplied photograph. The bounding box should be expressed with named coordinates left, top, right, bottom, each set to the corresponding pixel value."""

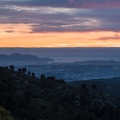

left=0, top=0, right=120, bottom=47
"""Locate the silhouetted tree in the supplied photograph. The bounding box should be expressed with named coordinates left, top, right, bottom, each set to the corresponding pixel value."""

left=40, top=74, right=46, bottom=80
left=28, top=71, right=31, bottom=76
left=91, top=84, right=97, bottom=91
left=80, top=83, right=91, bottom=106
left=47, top=76, right=55, bottom=81
left=80, top=91, right=91, bottom=106
left=18, top=68, right=21, bottom=73
left=80, top=83, right=87, bottom=90
left=32, top=72, right=35, bottom=78
left=9, top=65, right=14, bottom=71
left=58, top=79, right=66, bottom=84
left=21, top=67, right=27, bottom=74
left=3, top=67, right=8, bottom=70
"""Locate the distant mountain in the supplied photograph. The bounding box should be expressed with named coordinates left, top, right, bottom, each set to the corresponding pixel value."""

left=74, top=60, right=120, bottom=66
left=0, top=53, right=54, bottom=62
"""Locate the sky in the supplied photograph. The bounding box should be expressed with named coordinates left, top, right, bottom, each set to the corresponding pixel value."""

left=0, top=0, right=120, bottom=47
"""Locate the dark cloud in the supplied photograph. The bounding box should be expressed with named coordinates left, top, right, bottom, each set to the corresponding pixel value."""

left=5, top=30, right=14, bottom=33
left=0, top=0, right=120, bottom=32
left=0, top=0, right=120, bottom=8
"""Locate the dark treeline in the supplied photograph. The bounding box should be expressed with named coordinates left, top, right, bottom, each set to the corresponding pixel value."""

left=0, top=65, right=120, bottom=120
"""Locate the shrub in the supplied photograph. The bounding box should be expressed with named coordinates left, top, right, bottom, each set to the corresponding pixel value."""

left=0, top=106, right=14, bottom=120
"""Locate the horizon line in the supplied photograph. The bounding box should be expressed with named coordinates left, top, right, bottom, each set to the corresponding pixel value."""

left=0, top=47, right=120, bottom=49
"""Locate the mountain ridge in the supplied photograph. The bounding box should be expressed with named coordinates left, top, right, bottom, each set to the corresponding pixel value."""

left=0, top=53, right=54, bottom=62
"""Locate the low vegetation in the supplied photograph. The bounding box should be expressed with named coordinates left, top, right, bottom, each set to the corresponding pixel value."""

left=0, top=65, right=120, bottom=120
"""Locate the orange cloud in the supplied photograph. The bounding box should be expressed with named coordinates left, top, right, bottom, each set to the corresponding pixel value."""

left=0, top=24, right=120, bottom=48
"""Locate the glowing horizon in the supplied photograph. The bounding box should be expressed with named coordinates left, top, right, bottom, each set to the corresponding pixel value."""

left=0, top=26, right=120, bottom=47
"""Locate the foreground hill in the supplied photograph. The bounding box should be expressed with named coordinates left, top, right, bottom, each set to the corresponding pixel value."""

left=0, top=66, right=120, bottom=120
left=70, top=77, right=120, bottom=96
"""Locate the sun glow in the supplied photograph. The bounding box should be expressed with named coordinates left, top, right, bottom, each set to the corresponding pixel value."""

left=0, top=24, right=120, bottom=48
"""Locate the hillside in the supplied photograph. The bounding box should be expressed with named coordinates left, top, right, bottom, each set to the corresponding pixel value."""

left=70, top=77, right=120, bottom=96
left=0, top=66, right=120, bottom=120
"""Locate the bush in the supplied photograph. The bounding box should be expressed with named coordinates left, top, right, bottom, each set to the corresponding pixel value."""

left=0, top=106, right=14, bottom=120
